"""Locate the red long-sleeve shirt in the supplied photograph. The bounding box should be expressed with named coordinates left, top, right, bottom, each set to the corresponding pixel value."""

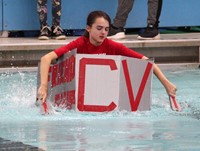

left=54, top=36, right=144, bottom=59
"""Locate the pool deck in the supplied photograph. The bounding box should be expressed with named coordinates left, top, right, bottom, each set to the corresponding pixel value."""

left=0, top=33, right=200, bottom=67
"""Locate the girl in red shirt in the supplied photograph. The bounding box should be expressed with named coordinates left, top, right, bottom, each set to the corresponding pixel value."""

left=37, top=10, right=181, bottom=111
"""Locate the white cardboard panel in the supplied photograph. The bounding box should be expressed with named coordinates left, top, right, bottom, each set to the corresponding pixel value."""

left=75, top=54, right=121, bottom=112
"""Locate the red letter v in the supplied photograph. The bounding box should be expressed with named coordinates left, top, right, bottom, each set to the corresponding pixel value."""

left=122, top=60, right=152, bottom=111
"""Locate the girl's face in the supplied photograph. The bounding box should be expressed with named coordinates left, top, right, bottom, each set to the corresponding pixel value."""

left=86, top=17, right=109, bottom=46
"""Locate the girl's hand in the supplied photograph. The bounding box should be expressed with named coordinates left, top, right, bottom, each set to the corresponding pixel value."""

left=165, top=81, right=177, bottom=98
left=165, top=82, right=181, bottom=111
left=37, top=84, right=48, bottom=103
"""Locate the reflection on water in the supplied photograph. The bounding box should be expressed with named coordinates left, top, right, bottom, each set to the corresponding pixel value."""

left=0, top=68, right=200, bottom=151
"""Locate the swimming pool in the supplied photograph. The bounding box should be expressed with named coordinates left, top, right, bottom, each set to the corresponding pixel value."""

left=0, top=65, right=200, bottom=151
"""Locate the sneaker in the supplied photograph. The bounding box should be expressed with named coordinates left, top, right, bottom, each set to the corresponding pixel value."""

left=38, top=25, right=51, bottom=40
left=51, top=26, right=66, bottom=40
left=107, top=24, right=125, bottom=39
left=0, top=31, right=9, bottom=38
left=137, top=24, right=160, bottom=40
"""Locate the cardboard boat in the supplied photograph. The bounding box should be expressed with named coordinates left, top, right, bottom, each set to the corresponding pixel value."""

left=37, top=49, right=153, bottom=112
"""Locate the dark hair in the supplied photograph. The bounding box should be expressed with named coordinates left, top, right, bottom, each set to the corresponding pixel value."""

left=83, top=10, right=111, bottom=38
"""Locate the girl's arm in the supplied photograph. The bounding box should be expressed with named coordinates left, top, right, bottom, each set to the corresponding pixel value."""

left=37, top=51, right=58, bottom=102
left=142, top=56, right=177, bottom=97
left=142, top=56, right=181, bottom=111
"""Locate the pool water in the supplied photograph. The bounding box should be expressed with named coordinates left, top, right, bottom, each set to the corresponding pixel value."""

left=0, top=67, right=200, bottom=151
